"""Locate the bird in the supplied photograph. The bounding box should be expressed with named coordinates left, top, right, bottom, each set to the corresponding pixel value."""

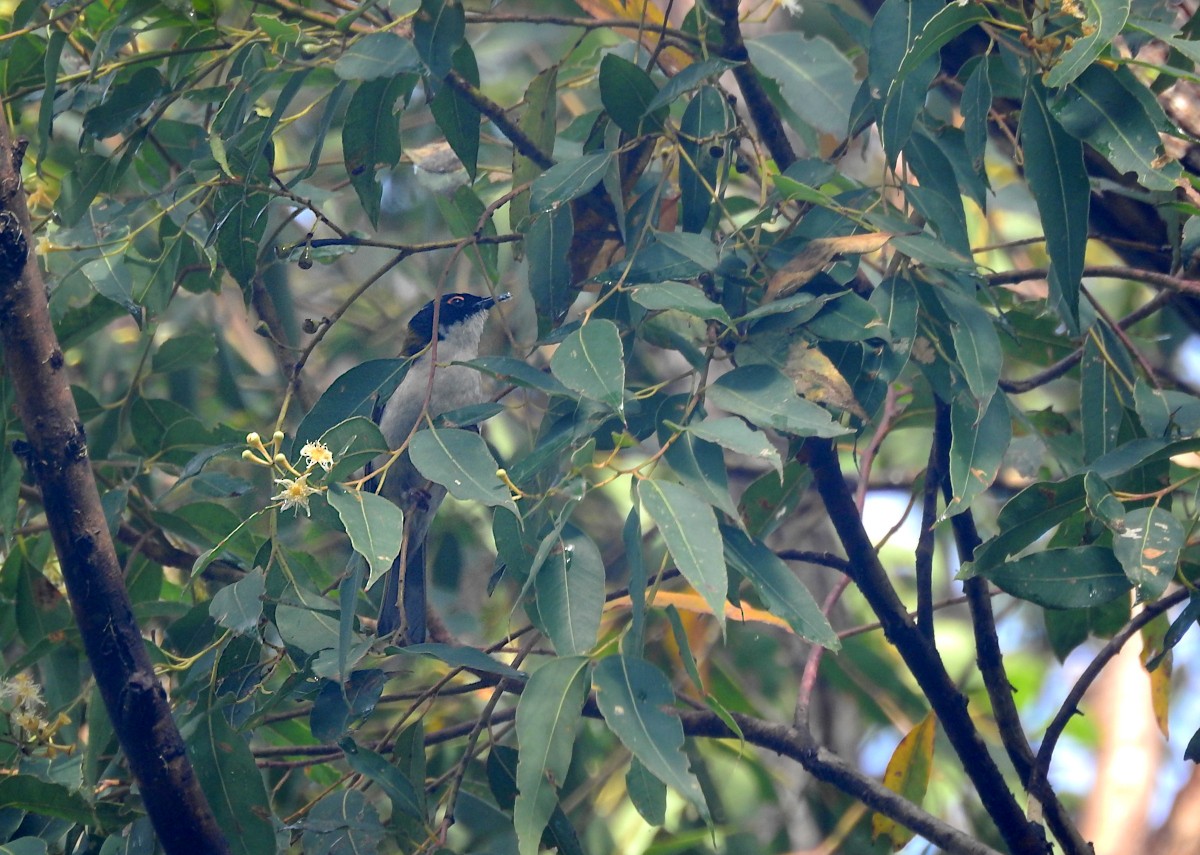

left=373, top=291, right=511, bottom=643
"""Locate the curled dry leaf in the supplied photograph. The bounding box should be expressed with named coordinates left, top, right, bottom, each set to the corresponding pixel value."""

left=765, top=232, right=898, bottom=301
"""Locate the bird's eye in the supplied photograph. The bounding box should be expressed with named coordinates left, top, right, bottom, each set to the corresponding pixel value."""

left=448, top=295, right=464, bottom=304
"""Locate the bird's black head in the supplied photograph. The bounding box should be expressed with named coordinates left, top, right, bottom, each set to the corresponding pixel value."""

left=406, top=292, right=510, bottom=349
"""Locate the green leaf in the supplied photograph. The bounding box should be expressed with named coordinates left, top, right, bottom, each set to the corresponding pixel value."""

left=638, top=479, right=727, bottom=633
left=429, top=43, right=481, bottom=179
left=0, top=775, right=105, bottom=829
left=896, top=3, right=993, bottom=79
left=630, top=281, right=732, bottom=326
left=707, top=364, right=850, bottom=438
left=326, top=484, right=405, bottom=589
left=869, top=0, right=941, bottom=161
left=528, top=206, right=575, bottom=334
left=659, top=402, right=740, bottom=521
left=1051, top=65, right=1181, bottom=192
left=943, top=392, right=1011, bottom=518
left=300, top=790, right=385, bottom=854
left=593, top=656, right=710, bottom=817
left=626, top=756, right=667, bottom=826
left=413, top=0, right=465, bottom=78
left=746, top=32, right=857, bottom=135
left=599, top=54, right=664, bottom=135
left=343, top=75, right=410, bottom=228
left=190, top=709, right=276, bottom=855
left=550, top=319, right=626, bottom=415
left=338, top=736, right=425, bottom=821
left=408, top=427, right=518, bottom=512
left=534, top=528, right=604, bottom=656
left=1111, top=506, right=1182, bottom=600
left=315, top=416, right=390, bottom=484
left=1044, top=0, right=1131, bottom=87
left=82, top=66, right=166, bottom=139
left=530, top=151, right=612, bottom=213
left=970, top=473, right=1088, bottom=572
left=55, top=154, right=114, bottom=227
left=1081, top=323, right=1137, bottom=463
left=153, top=333, right=217, bottom=374
left=1021, top=76, right=1088, bottom=334
left=334, top=32, right=420, bottom=80
left=936, top=287, right=1001, bottom=406
left=679, top=85, right=732, bottom=233
left=688, top=416, right=782, bottom=476
left=400, top=642, right=526, bottom=681
left=515, top=656, right=590, bottom=855
left=208, top=568, right=265, bottom=636
left=646, top=57, right=742, bottom=112
left=976, top=546, right=1132, bottom=609
left=468, top=355, right=571, bottom=397
left=721, top=524, right=839, bottom=647
left=293, top=358, right=407, bottom=457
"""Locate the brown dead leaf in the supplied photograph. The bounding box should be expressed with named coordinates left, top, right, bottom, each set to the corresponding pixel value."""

left=785, top=341, right=867, bottom=419
left=765, top=232, right=897, bottom=301
left=575, top=0, right=691, bottom=73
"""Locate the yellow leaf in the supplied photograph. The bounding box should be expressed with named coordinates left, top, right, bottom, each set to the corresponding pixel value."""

left=604, top=590, right=793, bottom=631
left=785, top=341, right=867, bottom=418
left=575, top=0, right=691, bottom=73
left=872, top=712, right=937, bottom=850
left=1140, top=614, right=1171, bottom=739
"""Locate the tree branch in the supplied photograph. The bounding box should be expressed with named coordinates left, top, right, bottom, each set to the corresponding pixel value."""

left=804, top=438, right=1049, bottom=854
left=709, top=0, right=797, bottom=169
left=0, top=119, right=228, bottom=852
left=1029, top=588, right=1188, bottom=814
left=935, top=404, right=1093, bottom=855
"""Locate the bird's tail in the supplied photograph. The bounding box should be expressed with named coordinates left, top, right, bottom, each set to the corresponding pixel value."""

left=376, top=541, right=426, bottom=644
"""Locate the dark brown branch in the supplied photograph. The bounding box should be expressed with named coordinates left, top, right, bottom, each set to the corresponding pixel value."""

left=0, top=120, right=228, bottom=852
left=803, top=438, right=1049, bottom=854
left=709, top=0, right=797, bottom=170
left=1029, top=587, right=1188, bottom=812
left=1001, top=291, right=1169, bottom=394
left=986, top=265, right=1200, bottom=296
left=444, top=70, right=554, bottom=169
left=935, top=404, right=1092, bottom=855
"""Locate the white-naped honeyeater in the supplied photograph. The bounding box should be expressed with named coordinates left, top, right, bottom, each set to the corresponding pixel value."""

left=373, top=291, right=511, bottom=643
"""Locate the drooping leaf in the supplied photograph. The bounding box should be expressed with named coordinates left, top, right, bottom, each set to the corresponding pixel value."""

left=334, top=32, right=420, bottom=80
left=326, top=484, right=405, bottom=588
left=687, top=416, right=782, bottom=477
left=550, top=319, right=626, bottom=416
left=679, top=85, right=732, bottom=233
left=514, top=656, right=590, bottom=855
left=630, top=281, right=732, bottom=326
left=530, top=151, right=613, bottom=213
left=342, top=75, right=410, bottom=227
left=338, top=736, right=425, bottom=821
left=190, top=709, right=276, bottom=855
left=1051, top=64, right=1181, bottom=192
left=974, top=546, right=1132, bottom=609
left=943, top=392, right=1011, bottom=518
left=593, top=655, right=710, bottom=817
left=746, top=32, right=858, bottom=136
left=1081, top=322, right=1137, bottom=463
left=409, top=428, right=518, bottom=512
left=413, top=0, right=465, bottom=79
left=707, top=364, right=850, bottom=438
left=429, top=43, right=481, bottom=178
left=208, top=568, right=265, bottom=636
left=637, top=479, right=727, bottom=633
left=872, top=713, right=937, bottom=849
left=970, top=473, right=1088, bottom=572
left=1111, top=505, right=1182, bottom=600
left=721, top=524, right=839, bottom=647
left=1021, top=75, right=1087, bottom=334
left=1044, top=0, right=1131, bottom=88
left=534, top=527, right=604, bottom=656
left=599, top=54, right=664, bottom=135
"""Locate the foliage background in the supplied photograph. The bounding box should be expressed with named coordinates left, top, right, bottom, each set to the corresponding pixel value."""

left=0, top=0, right=1199, bottom=853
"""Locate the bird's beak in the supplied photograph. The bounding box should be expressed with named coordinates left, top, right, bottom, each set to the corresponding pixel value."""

left=480, top=292, right=512, bottom=310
